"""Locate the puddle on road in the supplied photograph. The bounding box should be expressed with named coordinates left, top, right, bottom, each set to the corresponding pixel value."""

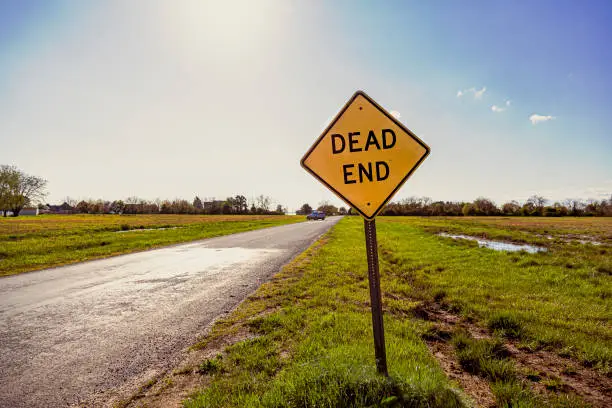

left=438, top=233, right=547, bottom=253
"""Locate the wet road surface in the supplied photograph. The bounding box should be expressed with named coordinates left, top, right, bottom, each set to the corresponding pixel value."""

left=0, top=217, right=341, bottom=407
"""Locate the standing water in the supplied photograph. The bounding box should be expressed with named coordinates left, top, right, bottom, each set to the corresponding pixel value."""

left=438, top=233, right=547, bottom=253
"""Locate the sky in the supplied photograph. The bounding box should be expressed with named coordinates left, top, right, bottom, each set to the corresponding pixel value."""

left=0, top=0, right=611, bottom=211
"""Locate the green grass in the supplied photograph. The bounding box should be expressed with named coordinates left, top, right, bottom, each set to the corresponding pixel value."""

left=183, top=216, right=608, bottom=408
left=452, top=332, right=515, bottom=382
left=184, top=219, right=467, bottom=408
left=487, top=312, right=525, bottom=339
left=0, top=214, right=303, bottom=276
left=197, top=355, right=224, bottom=375
left=378, top=217, right=611, bottom=373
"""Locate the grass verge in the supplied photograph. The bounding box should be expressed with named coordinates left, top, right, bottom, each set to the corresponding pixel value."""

left=184, top=218, right=467, bottom=408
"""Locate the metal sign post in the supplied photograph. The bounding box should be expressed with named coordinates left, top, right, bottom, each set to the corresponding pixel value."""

left=301, top=90, right=430, bottom=375
left=364, top=218, right=388, bottom=376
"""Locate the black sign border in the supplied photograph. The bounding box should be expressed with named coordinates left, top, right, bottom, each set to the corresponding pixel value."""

left=300, top=90, right=431, bottom=220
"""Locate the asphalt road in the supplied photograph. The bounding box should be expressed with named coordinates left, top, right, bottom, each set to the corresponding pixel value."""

left=0, top=217, right=341, bottom=408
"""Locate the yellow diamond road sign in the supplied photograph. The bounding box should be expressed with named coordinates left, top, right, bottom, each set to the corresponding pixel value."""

left=301, top=91, right=430, bottom=220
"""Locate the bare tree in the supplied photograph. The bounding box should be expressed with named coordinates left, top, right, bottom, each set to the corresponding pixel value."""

left=255, top=195, right=271, bottom=212
left=76, top=200, right=90, bottom=214
left=501, top=201, right=521, bottom=215
left=110, top=200, right=125, bottom=214
left=473, top=197, right=498, bottom=215
left=62, top=196, right=78, bottom=207
left=125, top=196, right=140, bottom=205
left=563, top=198, right=584, bottom=216
left=317, top=202, right=338, bottom=215
left=526, top=195, right=547, bottom=214
left=604, top=194, right=612, bottom=216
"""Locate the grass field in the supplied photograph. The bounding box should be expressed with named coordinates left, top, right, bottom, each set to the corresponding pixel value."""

left=0, top=214, right=303, bottom=277
left=166, top=216, right=610, bottom=408
left=382, top=216, right=611, bottom=370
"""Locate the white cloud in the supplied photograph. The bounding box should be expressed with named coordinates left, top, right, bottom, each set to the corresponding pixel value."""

left=457, top=87, right=486, bottom=99
left=529, top=114, right=555, bottom=125
left=491, top=100, right=511, bottom=113
left=390, top=110, right=401, bottom=119
left=474, top=87, right=486, bottom=99
left=506, top=100, right=511, bottom=106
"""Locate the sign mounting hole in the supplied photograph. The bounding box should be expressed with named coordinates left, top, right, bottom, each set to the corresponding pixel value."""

left=367, top=202, right=371, bottom=206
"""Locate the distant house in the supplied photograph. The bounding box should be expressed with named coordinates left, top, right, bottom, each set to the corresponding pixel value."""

left=20, top=208, right=39, bottom=216
left=48, top=202, right=75, bottom=214
left=0, top=211, right=14, bottom=217
left=39, top=205, right=51, bottom=214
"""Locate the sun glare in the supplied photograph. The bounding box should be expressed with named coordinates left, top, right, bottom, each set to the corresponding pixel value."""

left=161, top=0, right=284, bottom=62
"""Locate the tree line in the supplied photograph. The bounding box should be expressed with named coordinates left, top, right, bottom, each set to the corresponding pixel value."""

left=298, top=195, right=612, bottom=217
left=2, top=165, right=611, bottom=217
left=1, top=165, right=288, bottom=216
left=52, top=194, right=287, bottom=216
left=383, top=196, right=612, bottom=217
left=296, top=202, right=349, bottom=216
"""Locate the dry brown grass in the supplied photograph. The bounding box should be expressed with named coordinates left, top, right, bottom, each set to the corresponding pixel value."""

left=459, top=216, right=612, bottom=239
left=0, top=214, right=298, bottom=235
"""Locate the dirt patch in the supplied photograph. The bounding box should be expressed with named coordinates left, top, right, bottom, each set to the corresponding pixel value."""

left=421, top=307, right=496, bottom=407
left=420, top=303, right=612, bottom=408
left=426, top=335, right=496, bottom=407
left=507, top=343, right=611, bottom=407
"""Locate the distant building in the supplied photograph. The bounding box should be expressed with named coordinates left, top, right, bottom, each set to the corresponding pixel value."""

left=39, top=205, right=51, bottom=214
left=48, top=202, right=75, bottom=214
left=20, top=208, right=39, bottom=216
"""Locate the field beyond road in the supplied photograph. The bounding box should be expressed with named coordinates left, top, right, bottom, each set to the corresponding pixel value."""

left=146, top=216, right=611, bottom=408
left=0, top=214, right=303, bottom=277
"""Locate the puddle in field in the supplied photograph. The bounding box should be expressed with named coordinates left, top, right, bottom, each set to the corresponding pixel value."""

left=438, top=233, right=547, bottom=253
left=115, top=227, right=180, bottom=233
